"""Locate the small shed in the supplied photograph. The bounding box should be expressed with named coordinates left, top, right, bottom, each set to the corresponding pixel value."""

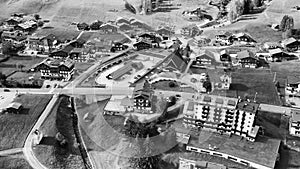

left=6, top=102, right=23, bottom=114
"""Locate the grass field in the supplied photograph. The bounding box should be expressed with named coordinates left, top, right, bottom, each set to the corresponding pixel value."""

left=226, top=69, right=281, bottom=105
left=0, top=153, right=33, bottom=169
left=0, top=94, right=52, bottom=151
left=271, top=61, right=300, bottom=85
left=33, top=96, right=85, bottom=169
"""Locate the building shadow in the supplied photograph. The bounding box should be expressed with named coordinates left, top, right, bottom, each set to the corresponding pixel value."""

left=229, top=83, right=249, bottom=91
left=39, top=136, right=57, bottom=146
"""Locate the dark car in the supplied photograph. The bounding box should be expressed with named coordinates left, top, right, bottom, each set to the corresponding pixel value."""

left=3, top=89, right=10, bottom=92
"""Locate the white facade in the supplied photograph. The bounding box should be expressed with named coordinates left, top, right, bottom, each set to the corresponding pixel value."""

left=290, top=110, right=300, bottom=137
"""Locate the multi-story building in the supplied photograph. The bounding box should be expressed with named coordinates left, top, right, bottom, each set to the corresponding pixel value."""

left=132, top=80, right=152, bottom=110
left=34, top=58, right=75, bottom=81
left=183, top=95, right=260, bottom=142
left=290, top=109, right=300, bottom=137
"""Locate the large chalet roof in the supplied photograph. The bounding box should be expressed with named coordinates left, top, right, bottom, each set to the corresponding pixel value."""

left=116, top=17, right=130, bottom=24
left=287, top=75, right=300, bottom=85
left=163, top=53, right=188, bottom=73
left=118, top=23, right=132, bottom=31
left=39, top=58, right=74, bottom=69
left=236, top=50, right=256, bottom=60
left=120, top=96, right=134, bottom=107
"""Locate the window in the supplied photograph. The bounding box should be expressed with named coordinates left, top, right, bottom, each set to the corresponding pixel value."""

left=228, top=156, right=237, bottom=161
left=213, top=153, right=222, bottom=157
left=189, top=147, right=199, bottom=152
left=200, top=150, right=209, bottom=154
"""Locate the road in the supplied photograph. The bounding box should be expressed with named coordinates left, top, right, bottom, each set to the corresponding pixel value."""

left=0, top=148, right=23, bottom=156
left=23, top=94, right=59, bottom=169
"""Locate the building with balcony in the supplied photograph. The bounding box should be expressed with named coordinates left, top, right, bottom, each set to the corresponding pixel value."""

left=290, top=109, right=300, bottom=137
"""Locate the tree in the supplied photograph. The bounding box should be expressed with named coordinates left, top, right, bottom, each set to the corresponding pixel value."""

left=169, top=81, right=176, bottom=88
left=203, top=80, right=212, bottom=92
left=280, top=15, right=294, bottom=32
left=37, top=21, right=44, bottom=27
left=34, top=14, right=40, bottom=20
left=2, top=41, right=14, bottom=54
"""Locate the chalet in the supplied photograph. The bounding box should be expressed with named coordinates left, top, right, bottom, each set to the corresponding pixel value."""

left=179, top=157, right=226, bottom=169
left=6, top=102, right=23, bottom=114
left=219, top=50, right=231, bottom=64
left=133, top=40, right=152, bottom=50
left=107, top=62, right=133, bottom=80
left=99, top=23, right=118, bottom=34
left=49, top=45, right=74, bottom=59
left=156, top=27, right=175, bottom=40
left=118, top=23, right=132, bottom=32
left=269, top=48, right=290, bottom=61
left=77, top=22, right=89, bottom=30
left=14, top=20, right=37, bottom=32
left=69, top=38, right=86, bottom=48
left=232, top=32, right=256, bottom=44
left=215, top=31, right=233, bottom=45
left=1, top=30, right=27, bottom=43
left=40, top=34, right=61, bottom=53
left=110, top=42, right=128, bottom=52
left=34, top=58, right=75, bottom=81
left=236, top=50, right=258, bottom=68
left=69, top=48, right=88, bottom=62
left=130, top=20, right=145, bottom=28
left=181, top=25, right=202, bottom=37
left=5, top=17, right=23, bottom=26
left=138, top=33, right=162, bottom=47
left=290, top=109, right=300, bottom=137
left=133, top=80, right=152, bottom=110
left=89, top=20, right=103, bottom=30
left=116, top=17, right=130, bottom=25
left=282, top=37, right=300, bottom=51
left=192, top=50, right=218, bottom=68
left=104, top=96, right=134, bottom=115
left=26, top=36, right=41, bottom=51
left=286, top=75, right=300, bottom=94
left=264, top=42, right=281, bottom=50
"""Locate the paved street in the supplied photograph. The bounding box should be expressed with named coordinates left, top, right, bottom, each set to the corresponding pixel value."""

left=0, top=148, right=23, bottom=156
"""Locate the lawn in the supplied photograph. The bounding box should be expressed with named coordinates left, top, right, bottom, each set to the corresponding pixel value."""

left=226, top=69, right=281, bottom=105
left=0, top=153, right=33, bottom=169
left=33, top=96, right=85, bottom=169
left=270, top=61, right=300, bottom=85
left=152, top=81, right=196, bottom=93
left=0, top=94, right=52, bottom=151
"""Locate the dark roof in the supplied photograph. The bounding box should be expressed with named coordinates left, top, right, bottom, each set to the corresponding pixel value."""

left=118, top=23, right=132, bottom=31
left=187, top=101, right=195, bottom=111
left=133, top=91, right=151, bottom=98
left=203, top=96, right=211, bottom=102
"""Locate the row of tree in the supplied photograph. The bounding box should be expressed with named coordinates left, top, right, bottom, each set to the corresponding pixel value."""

left=228, top=0, right=264, bottom=22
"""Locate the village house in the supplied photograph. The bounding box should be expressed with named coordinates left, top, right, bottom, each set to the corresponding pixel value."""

left=232, top=32, right=256, bottom=44
left=6, top=102, right=23, bottom=114
left=181, top=25, right=202, bottom=37
left=49, top=45, right=74, bottom=59
left=192, top=50, right=218, bottom=68
left=281, top=37, right=300, bottom=52
left=286, top=75, right=300, bottom=95
left=115, top=17, right=130, bottom=25
left=5, top=17, right=23, bottom=26
left=130, top=19, right=146, bottom=28
left=193, top=36, right=210, bottom=47
left=33, top=58, right=75, bottom=81
left=156, top=27, right=175, bottom=40
left=269, top=48, right=290, bottom=61
left=183, top=95, right=260, bottom=142
left=103, top=96, right=134, bottom=115
left=118, top=23, right=133, bottom=32
left=99, top=23, right=118, bottom=34
left=110, top=42, right=128, bottom=52
left=1, top=30, right=28, bottom=44
left=14, top=20, right=37, bottom=32
left=69, top=48, right=89, bottom=62
left=290, top=109, right=300, bottom=137
left=215, top=31, right=233, bottom=45
left=133, top=40, right=153, bottom=50
left=132, top=80, right=152, bottom=110
left=77, top=22, right=89, bottom=30
left=264, top=42, right=281, bottom=50
left=219, top=50, right=232, bottom=67
left=236, top=50, right=258, bottom=68
left=40, top=34, right=62, bottom=53
left=89, top=20, right=103, bottom=30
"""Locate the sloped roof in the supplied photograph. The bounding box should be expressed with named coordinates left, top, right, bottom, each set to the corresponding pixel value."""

left=7, top=102, right=22, bottom=109
left=236, top=50, right=256, bottom=59
left=120, top=96, right=134, bottom=107
left=164, top=53, right=188, bottom=73
left=110, top=63, right=133, bottom=80
left=291, top=109, right=300, bottom=122
left=269, top=48, right=283, bottom=55
left=118, top=23, right=132, bottom=31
